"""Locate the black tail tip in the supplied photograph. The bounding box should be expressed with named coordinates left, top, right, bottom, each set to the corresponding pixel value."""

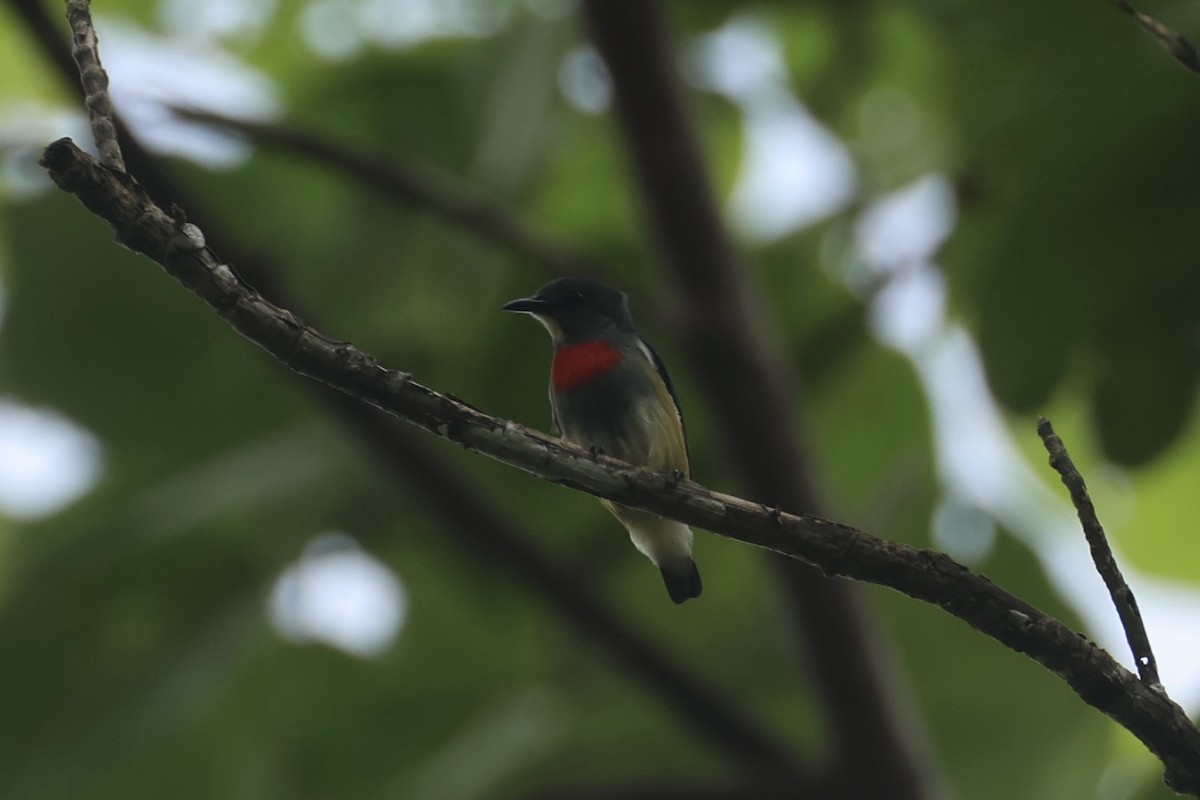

left=661, top=560, right=702, bottom=604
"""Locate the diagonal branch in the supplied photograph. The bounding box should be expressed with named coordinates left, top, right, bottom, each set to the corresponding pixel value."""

left=39, top=136, right=1200, bottom=796
left=1113, top=0, right=1200, bottom=75
left=1038, top=417, right=1161, bottom=686
left=170, top=107, right=612, bottom=281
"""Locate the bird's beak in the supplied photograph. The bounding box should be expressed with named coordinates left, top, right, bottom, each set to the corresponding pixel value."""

left=502, top=296, right=548, bottom=314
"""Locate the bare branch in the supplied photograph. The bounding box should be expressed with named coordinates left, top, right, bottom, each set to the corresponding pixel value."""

left=171, top=107, right=612, bottom=281
left=38, top=137, right=1200, bottom=795
left=64, top=0, right=123, bottom=171
left=1038, top=417, right=1161, bottom=686
left=1113, top=0, right=1200, bottom=75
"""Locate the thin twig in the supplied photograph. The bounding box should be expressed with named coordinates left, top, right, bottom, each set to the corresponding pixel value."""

left=38, top=138, right=1200, bottom=795
left=64, top=0, right=123, bottom=171
left=171, top=107, right=612, bottom=281
left=1113, top=0, right=1200, bottom=75
left=1037, top=417, right=1162, bottom=687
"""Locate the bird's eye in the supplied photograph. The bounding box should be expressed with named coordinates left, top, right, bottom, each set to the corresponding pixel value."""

left=572, top=290, right=585, bottom=301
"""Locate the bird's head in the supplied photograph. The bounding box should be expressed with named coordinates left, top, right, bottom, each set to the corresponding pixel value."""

left=502, top=277, right=633, bottom=343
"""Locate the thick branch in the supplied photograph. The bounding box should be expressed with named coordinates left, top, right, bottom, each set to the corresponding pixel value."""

left=1038, top=417, right=1161, bottom=686
left=39, top=137, right=1200, bottom=796
left=581, top=3, right=939, bottom=797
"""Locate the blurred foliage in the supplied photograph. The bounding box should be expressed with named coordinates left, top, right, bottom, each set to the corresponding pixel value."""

left=0, top=0, right=1198, bottom=798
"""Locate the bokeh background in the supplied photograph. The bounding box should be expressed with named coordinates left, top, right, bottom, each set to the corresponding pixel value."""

left=1, top=0, right=1199, bottom=798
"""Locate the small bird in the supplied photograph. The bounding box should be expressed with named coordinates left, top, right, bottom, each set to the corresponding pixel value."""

left=503, top=277, right=702, bottom=604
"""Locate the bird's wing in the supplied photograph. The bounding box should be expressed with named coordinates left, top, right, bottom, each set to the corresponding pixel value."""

left=547, top=379, right=562, bottom=437
left=636, top=336, right=690, bottom=465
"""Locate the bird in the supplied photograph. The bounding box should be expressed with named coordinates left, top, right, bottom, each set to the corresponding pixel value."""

left=503, top=277, right=702, bottom=604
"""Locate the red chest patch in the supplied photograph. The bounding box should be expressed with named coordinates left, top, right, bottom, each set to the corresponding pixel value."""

left=552, top=341, right=622, bottom=392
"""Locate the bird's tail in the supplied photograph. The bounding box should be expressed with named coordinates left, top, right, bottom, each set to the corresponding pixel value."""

left=660, top=558, right=702, bottom=604
left=605, top=502, right=702, bottom=604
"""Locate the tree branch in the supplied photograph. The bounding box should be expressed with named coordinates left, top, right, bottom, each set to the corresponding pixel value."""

left=1113, top=0, right=1200, bottom=75
left=1038, top=417, right=1161, bottom=686
left=169, top=107, right=613, bottom=281
left=581, top=3, right=940, bottom=797
left=65, top=0, right=123, bottom=171
left=38, top=136, right=1200, bottom=796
